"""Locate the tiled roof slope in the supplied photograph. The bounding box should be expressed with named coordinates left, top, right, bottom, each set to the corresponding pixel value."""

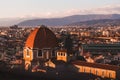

left=25, top=26, right=57, bottom=49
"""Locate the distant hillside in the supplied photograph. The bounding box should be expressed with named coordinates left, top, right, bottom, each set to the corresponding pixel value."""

left=67, top=19, right=120, bottom=27
left=18, top=14, right=120, bottom=26
left=0, top=18, right=33, bottom=26
left=0, top=18, right=24, bottom=26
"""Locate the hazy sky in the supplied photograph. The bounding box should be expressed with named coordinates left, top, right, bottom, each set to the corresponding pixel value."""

left=0, top=0, right=120, bottom=18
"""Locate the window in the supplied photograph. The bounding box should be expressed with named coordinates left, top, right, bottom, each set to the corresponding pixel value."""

left=33, top=49, right=38, bottom=58
left=102, top=71, right=104, bottom=77
left=52, top=50, right=55, bottom=56
left=63, top=53, right=65, bottom=56
left=60, top=52, right=66, bottom=56
left=109, top=73, right=112, bottom=78
left=84, top=68, right=86, bottom=72
left=79, top=67, right=81, bottom=72
left=57, top=52, right=59, bottom=56
left=60, top=53, right=62, bottom=56
left=96, top=70, right=98, bottom=75
left=90, top=69, right=91, bottom=73
left=38, top=50, right=42, bottom=56
left=26, top=49, right=30, bottom=57
left=57, top=52, right=66, bottom=56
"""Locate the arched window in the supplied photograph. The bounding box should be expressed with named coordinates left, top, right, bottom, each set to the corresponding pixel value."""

left=58, top=52, right=61, bottom=56
left=61, top=52, right=63, bottom=56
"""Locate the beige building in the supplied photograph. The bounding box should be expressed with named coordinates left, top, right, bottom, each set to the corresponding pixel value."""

left=57, top=49, right=75, bottom=62
left=70, top=31, right=80, bottom=37
left=102, top=30, right=110, bottom=37
left=72, top=61, right=120, bottom=79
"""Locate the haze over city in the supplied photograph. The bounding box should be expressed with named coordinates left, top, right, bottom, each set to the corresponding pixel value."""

left=0, top=0, right=120, bottom=26
left=0, top=0, right=120, bottom=18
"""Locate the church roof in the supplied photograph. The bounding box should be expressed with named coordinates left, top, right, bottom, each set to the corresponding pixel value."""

left=25, top=25, right=57, bottom=49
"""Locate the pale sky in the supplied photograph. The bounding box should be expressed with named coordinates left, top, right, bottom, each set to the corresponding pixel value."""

left=0, top=0, right=120, bottom=18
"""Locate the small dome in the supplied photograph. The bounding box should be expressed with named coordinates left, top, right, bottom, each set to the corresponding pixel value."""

left=25, top=25, right=57, bottom=49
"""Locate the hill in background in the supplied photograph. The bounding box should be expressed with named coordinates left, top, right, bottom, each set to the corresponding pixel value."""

left=18, top=14, right=120, bottom=26
left=67, top=19, right=120, bottom=27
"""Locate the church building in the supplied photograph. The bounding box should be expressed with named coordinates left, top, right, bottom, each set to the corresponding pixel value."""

left=23, top=25, right=57, bottom=70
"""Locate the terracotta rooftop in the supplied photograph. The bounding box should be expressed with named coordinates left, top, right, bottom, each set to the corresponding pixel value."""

left=72, top=61, right=120, bottom=71
left=25, top=25, right=57, bottom=49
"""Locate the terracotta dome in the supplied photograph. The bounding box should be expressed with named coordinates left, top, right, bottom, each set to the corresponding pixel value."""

left=25, top=25, right=57, bottom=49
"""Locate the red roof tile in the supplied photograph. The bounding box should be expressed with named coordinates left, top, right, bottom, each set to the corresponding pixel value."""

left=25, top=26, right=57, bottom=49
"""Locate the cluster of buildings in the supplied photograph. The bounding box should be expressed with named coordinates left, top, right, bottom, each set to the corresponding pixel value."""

left=23, top=25, right=120, bottom=79
left=0, top=25, right=120, bottom=79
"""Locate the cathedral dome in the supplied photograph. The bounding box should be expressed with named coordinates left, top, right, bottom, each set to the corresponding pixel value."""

left=25, top=25, right=57, bottom=49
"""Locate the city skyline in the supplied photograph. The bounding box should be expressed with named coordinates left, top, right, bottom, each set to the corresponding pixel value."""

left=0, top=0, right=120, bottom=18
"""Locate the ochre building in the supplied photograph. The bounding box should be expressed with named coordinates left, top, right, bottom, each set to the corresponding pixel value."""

left=72, top=61, right=120, bottom=79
